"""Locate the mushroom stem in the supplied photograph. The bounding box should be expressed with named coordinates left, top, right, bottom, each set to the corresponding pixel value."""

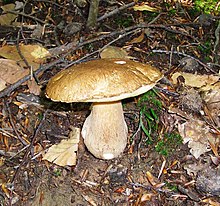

left=82, top=101, right=128, bottom=159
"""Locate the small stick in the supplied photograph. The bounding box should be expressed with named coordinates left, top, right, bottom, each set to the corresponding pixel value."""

left=7, top=10, right=46, bottom=24
left=4, top=99, right=28, bottom=146
left=152, top=49, right=217, bottom=73
left=97, top=2, right=135, bottom=22
left=11, top=110, right=48, bottom=183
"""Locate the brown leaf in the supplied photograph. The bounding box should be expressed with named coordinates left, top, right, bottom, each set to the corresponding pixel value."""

left=42, top=127, right=80, bottom=166
left=100, top=46, right=129, bottom=59
left=178, top=118, right=219, bottom=159
left=146, top=171, right=158, bottom=186
left=1, top=183, right=10, bottom=198
left=0, top=44, right=50, bottom=70
left=202, top=198, right=220, bottom=206
left=0, top=4, right=17, bottom=25
left=27, top=79, right=41, bottom=95
left=202, top=82, right=220, bottom=127
left=0, top=59, right=41, bottom=94
left=127, top=32, right=145, bottom=44
left=0, top=59, right=29, bottom=84
left=133, top=3, right=159, bottom=12
left=171, top=72, right=219, bottom=88
left=140, top=193, right=154, bottom=202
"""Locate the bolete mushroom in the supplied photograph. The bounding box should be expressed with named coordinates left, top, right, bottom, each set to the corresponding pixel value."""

left=46, top=58, right=163, bottom=159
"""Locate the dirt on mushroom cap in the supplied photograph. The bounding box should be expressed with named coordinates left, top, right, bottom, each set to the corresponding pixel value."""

left=46, top=58, right=163, bottom=103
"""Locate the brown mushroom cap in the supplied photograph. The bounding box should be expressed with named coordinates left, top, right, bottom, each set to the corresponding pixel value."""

left=46, top=58, right=163, bottom=102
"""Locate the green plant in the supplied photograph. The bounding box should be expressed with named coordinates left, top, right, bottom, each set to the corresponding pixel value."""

left=136, top=91, right=183, bottom=156
left=115, top=16, right=133, bottom=27
left=197, top=41, right=212, bottom=54
left=165, top=182, right=178, bottom=191
left=85, top=43, right=94, bottom=52
left=155, top=133, right=183, bottom=156
left=197, top=40, right=212, bottom=61
left=138, top=90, right=162, bottom=109
left=53, top=168, right=62, bottom=176
left=2, top=0, right=15, bottom=3
left=38, top=112, right=44, bottom=120
left=137, top=90, right=162, bottom=142
left=194, top=0, right=220, bottom=15
left=143, top=11, right=160, bottom=22
left=168, top=8, right=177, bottom=16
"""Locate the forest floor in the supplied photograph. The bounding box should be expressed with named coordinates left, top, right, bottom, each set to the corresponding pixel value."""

left=0, top=0, right=220, bottom=205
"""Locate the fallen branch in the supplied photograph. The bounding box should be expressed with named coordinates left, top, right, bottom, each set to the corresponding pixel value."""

left=7, top=10, right=46, bottom=24
left=4, top=99, right=28, bottom=146
left=151, top=49, right=217, bottom=74
left=97, top=2, right=135, bottom=22
left=50, top=22, right=200, bottom=57
left=0, top=22, right=203, bottom=98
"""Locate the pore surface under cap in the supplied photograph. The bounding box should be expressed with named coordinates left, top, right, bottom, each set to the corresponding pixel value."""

left=46, top=58, right=163, bottom=103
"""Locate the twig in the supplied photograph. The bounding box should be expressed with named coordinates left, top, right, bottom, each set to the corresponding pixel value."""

left=154, top=86, right=179, bottom=97
left=97, top=2, right=135, bottom=22
left=151, top=49, right=217, bottom=74
left=51, top=22, right=200, bottom=58
left=67, top=28, right=141, bottom=67
left=169, top=45, right=174, bottom=69
left=4, top=99, right=28, bottom=146
left=34, top=0, right=75, bottom=11
left=12, top=110, right=48, bottom=183
left=0, top=22, right=203, bottom=98
left=16, top=30, right=30, bottom=68
left=129, top=182, right=168, bottom=194
left=16, top=28, right=39, bottom=83
left=9, top=144, right=30, bottom=160
left=0, top=128, right=18, bottom=139
left=148, top=12, right=164, bottom=25
left=7, top=10, right=46, bottom=24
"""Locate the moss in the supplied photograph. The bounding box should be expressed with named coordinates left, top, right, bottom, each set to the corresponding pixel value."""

left=155, top=133, right=183, bottom=157
left=194, top=0, right=220, bottom=15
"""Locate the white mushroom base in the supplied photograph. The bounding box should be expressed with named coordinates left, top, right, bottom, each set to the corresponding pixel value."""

left=82, top=101, right=128, bottom=159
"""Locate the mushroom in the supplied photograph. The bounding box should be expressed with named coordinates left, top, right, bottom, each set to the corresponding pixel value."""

left=46, top=58, right=163, bottom=159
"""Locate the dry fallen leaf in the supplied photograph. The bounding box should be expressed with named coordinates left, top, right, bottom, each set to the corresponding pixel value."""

left=0, top=58, right=40, bottom=94
left=170, top=72, right=220, bottom=158
left=100, top=46, right=129, bottom=59
left=202, top=82, right=220, bottom=127
left=178, top=118, right=219, bottom=159
left=42, top=127, right=80, bottom=166
left=1, top=183, right=10, bottom=198
left=202, top=198, right=220, bottom=206
left=184, top=162, right=207, bottom=176
left=171, top=72, right=219, bottom=88
left=133, top=3, right=159, bottom=12
left=0, top=4, right=17, bottom=25
left=140, top=193, right=154, bottom=202
left=0, top=77, right=7, bottom=91
left=27, top=79, right=41, bottom=95
left=126, top=32, right=145, bottom=44
left=0, top=44, right=50, bottom=70
left=0, top=59, right=29, bottom=84
left=146, top=171, right=158, bottom=186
